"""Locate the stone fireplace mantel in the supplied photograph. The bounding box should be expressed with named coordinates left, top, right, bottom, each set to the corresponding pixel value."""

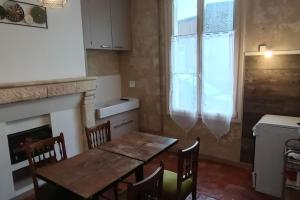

left=0, top=77, right=97, bottom=128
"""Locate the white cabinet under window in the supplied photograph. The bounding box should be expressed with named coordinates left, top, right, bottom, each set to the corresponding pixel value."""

left=81, top=0, right=131, bottom=50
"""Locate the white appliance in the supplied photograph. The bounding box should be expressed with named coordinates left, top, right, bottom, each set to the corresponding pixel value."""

left=253, top=114, right=300, bottom=198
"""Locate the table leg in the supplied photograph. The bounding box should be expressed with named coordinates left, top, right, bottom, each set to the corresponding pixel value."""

left=135, top=165, right=144, bottom=182
left=90, top=196, right=97, bottom=200
left=90, top=196, right=98, bottom=200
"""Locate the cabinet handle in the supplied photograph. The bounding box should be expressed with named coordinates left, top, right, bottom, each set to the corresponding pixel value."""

left=100, top=45, right=111, bottom=48
left=114, top=46, right=124, bottom=49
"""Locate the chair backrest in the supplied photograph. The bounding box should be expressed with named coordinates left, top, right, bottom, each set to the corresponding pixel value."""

left=85, top=121, right=111, bottom=149
left=24, top=133, right=67, bottom=195
left=176, top=137, right=200, bottom=196
left=127, top=162, right=164, bottom=200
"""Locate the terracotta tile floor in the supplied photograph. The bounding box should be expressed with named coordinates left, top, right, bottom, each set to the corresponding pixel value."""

left=143, top=152, right=278, bottom=200
left=17, top=152, right=282, bottom=200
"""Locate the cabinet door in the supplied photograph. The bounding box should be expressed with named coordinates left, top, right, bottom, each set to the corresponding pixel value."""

left=81, top=0, right=92, bottom=49
left=88, top=0, right=112, bottom=50
left=111, top=0, right=131, bottom=50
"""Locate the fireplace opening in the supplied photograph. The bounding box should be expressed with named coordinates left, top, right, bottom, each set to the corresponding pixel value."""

left=7, top=125, right=52, bottom=165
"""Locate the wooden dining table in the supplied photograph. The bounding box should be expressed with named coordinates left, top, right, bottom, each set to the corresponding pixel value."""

left=98, top=131, right=178, bottom=162
left=98, top=131, right=178, bottom=181
left=36, top=149, right=143, bottom=199
left=36, top=132, right=178, bottom=199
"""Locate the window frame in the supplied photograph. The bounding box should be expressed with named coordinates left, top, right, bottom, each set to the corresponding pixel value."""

left=164, top=0, right=243, bottom=122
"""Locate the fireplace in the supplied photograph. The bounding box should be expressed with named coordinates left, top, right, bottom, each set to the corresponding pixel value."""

left=0, top=77, right=97, bottom=200
left=7, top=125, right=52, bottom=164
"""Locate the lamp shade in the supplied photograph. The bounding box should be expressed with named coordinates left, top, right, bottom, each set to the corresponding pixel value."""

left=40, top=0, right=68, bottom=8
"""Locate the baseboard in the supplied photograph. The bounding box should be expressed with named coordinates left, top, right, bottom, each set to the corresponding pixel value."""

left=198, top=153, right=253, bottom=170
left=166, top=149, right=253, bottom=170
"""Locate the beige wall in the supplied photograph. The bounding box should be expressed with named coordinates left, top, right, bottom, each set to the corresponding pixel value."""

left=245, top=0, right=300, bottom=52
left=86, top=50, right=120, bottom=76
left=120, top=0, right=162, bottom=133
left=164, top=119, right=242, bottom=162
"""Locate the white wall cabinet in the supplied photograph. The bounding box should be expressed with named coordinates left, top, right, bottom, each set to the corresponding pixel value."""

left=82, top=0, right=131, bottom=51
left=111, top=0, right=131, bottom=50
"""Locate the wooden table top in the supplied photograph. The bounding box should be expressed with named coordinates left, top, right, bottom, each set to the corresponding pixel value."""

left=36, top=149, right=143, bottom=199
left=98, top=132, right=178, bottom=162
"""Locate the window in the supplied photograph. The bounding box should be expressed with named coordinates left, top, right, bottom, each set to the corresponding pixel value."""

left=202, top=0, right=235, bottom=116
left=170, top=0, right=198, bottom=114
left=170, top=0, right=236, bottom=114
left=169, top=0, right=238, bottom=135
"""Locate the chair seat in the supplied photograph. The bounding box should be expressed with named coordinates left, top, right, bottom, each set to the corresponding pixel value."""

left=37, top=183, right=83, bottom=200
left=162, top=170, right=193, bottom=200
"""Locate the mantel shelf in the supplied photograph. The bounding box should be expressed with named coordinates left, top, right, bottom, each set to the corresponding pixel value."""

left=0, top=77, right=97, bottom=89
left=0, top=77, right=97, bottom=105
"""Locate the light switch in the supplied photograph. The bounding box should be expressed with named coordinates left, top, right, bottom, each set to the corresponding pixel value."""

left=129, top=81, right=136, bottom=88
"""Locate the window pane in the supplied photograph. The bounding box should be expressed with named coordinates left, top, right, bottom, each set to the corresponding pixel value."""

left=171, top=74, right=197, bottom=112
left=171, top=35, right=197, bottom=74
left=173, top=0, right=197, bottom=36
left=204, top=0, right=234, bottom=33
left=201, top=0, right=235, bottom=116
left=202, top=32, right=234, bottom=114
left=171, top=1, right=198, bottom=114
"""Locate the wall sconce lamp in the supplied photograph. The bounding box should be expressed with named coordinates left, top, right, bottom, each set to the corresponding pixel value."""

left=264, top=50, right=273, bottom=58
left=40, top=0, right=68, bottom=8
left=258, top=44, right=273, bottom=58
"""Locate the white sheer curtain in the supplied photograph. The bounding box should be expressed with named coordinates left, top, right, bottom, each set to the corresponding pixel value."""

left=201, top=31, right=235, bottom=139
left=169, top=34, right=198, bottom=132
left=169, top=0, right=236, bottom=137
left=169, top=0, right=198, bottom=132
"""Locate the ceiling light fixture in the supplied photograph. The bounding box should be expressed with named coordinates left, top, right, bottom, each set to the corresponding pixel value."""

left=40, top=0, right=68, bottom=8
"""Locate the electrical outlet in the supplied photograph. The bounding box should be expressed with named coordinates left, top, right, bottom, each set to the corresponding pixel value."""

left=129, top=81, right=136, bottom=88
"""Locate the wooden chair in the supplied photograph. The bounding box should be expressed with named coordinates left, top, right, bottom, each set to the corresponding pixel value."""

left=163, top=138, right=200, bottom=200
left=85, top=120, right=111, bottom=149
left=127, top=162, right=164, bottom=200
left=85, top=121, right=119, bottom=200
left=24, top=133, right=82, bottom=200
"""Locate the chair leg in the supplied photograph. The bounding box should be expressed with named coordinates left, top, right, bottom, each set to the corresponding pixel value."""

left=135, top=165, right=144, bottom=182
left=114, top=184, right=118, bottom=200
left=192, top=187, right=197, bottom=200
